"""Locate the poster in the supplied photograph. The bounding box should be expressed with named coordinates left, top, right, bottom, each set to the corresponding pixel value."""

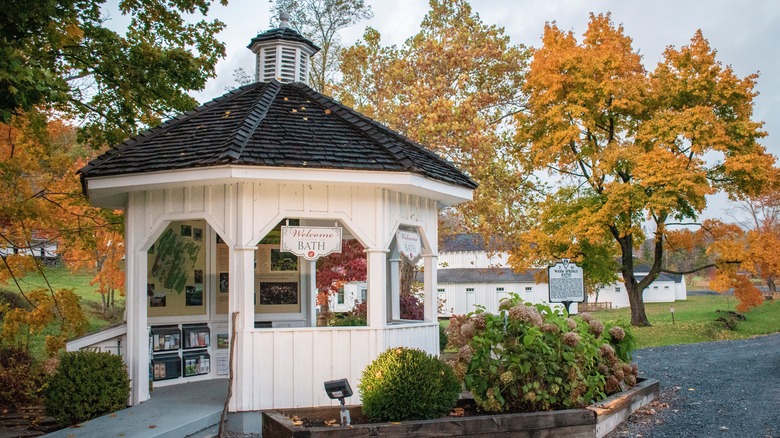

left=259, top=282, right=298, bottom=305
left=217, top=242, right=229, bottom=271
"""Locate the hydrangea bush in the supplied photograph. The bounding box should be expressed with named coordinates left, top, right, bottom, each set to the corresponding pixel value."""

left=447, top=294, right=637, bottom=413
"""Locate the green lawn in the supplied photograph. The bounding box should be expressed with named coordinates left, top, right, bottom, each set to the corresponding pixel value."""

left=591, top=294, right=780, bottom=348
left=12, top=266, right=114, bottom=307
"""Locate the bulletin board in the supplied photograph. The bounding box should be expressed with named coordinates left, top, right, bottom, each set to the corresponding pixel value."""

left=147, top=220, right=207, bottom=317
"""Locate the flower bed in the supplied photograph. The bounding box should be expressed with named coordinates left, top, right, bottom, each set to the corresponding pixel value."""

left=261, top=378, right=659, bottom=437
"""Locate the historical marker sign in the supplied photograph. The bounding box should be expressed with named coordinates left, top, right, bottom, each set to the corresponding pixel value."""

left=548, top=259, right=584, bottom=303
left=281, top=226, right=342, bottom=261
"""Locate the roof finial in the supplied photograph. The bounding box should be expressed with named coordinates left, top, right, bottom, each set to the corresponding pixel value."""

left=279, top=11, right=290, bottom=28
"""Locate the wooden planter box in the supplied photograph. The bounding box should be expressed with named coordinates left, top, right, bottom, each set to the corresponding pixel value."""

left=262, top=378, right=659, bottom=437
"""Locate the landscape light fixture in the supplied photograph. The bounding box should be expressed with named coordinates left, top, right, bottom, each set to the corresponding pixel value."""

left=324, top=378, right=353, bottom=426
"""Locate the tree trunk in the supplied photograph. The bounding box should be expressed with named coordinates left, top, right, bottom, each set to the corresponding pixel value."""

left=768, top=277, right=776, bottom=292
left=101, top=292, right=108, bottom=315
left=612, top=226, right=653, bottom=327
left=625, top=281, right=651, bottom=326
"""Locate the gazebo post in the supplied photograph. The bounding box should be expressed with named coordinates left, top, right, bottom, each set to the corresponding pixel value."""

left=228, top=244, right=256, bottom=411
left=388, top=254, right=401, bottom=321
left=125, top=192, right=150, bottom=405
left=308, top=259, right=317, bottom=327
left=423, top=253, right=438, bottom=324
left=365, top=248, right=388, bottom=327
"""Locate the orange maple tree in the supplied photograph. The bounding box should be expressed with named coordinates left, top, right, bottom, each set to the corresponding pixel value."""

left=511, top=14, right=774, bottom=325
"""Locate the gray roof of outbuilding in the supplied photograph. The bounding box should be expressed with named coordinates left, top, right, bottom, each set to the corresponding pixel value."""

left=434, top=268, right=539, bottom=284
left=439, top=233, right=502, bottom=252
left=637, top=273, right=683, bottom=284
left=440, top=233, right=489, bottom=252
left=79, top=80, right=477, bottom=191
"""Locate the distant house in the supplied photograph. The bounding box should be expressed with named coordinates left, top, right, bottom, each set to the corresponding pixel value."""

left=435, top=234, right=686, bottom=316
left=596, top=265, right=686, bottom=308
left=435, top=234, right=556, bottom=316
left=0, top=234, right=58, bottom=263
left=328, top=281, right=367, bottom=313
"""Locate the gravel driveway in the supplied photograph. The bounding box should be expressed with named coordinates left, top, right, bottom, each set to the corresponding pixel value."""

left=608, top=333, right=780, bottom=438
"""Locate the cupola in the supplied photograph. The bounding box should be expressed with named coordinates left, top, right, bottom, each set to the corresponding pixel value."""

left=247, top=12, right=320, bottom=84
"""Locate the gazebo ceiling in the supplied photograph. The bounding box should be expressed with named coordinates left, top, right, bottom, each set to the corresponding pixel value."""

left=80, top=80, right=477, bottom=202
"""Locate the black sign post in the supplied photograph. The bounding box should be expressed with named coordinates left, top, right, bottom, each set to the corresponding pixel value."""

left=548, top=259, right=584, bottom=314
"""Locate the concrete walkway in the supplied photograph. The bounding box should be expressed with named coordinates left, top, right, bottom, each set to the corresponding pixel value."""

left=43, top=379, right=228, bottom=438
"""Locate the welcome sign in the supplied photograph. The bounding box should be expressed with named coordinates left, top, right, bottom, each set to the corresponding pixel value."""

left=281, top=226, right=342, bottom=261
left=396, top=230, right=422, bottom=261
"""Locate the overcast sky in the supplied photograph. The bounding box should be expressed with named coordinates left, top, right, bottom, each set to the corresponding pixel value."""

left=181, top=0, right=779, bottom=221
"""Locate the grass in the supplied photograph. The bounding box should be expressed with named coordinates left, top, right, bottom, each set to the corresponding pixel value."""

left=591, top=294, right=780, bottom=348
left=1, top=266, right=125, bottom=359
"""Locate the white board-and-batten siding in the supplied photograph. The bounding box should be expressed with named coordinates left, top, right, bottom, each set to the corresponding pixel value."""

left=123, top=180, right=441, bottom=409
left=245, top=323, right=438, bottom=409
left=438, top=282, right=547, bottom=316
left=132, top=182, right=438, bottom=250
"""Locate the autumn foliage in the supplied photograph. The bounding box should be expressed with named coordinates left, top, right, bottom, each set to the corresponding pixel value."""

left=337, top=0, right=533, bottom=244
left=509, top=14, right=774, bottom=325
left=339, top=8, right=776, bottom=325
left=0, top=114, right=127, bottom=354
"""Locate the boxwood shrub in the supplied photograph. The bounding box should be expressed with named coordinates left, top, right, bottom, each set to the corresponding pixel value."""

left=359, top=347, right=460, bottom=422
left=447, top=294, right=637, bottom=413
left=44, top=351, right=130, bottom=425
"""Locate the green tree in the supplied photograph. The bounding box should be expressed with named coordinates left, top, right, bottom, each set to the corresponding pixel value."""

left=269, top=0, right=373, bottom=93
left=1, top=0, right=228, bottom=148
left=513, top=14, right=774, bottom=326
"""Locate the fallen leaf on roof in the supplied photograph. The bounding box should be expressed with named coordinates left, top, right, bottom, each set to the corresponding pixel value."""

left=324, top=109, right=332, bottom=114
left=148, top=425, right=157, bottom=429
left=324, top=419, right=338, bottom=426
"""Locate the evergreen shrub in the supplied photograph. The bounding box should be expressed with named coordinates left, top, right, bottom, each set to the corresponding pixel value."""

left=447, top=294, right=638, bottom=413
left=359, top=347, right=460, bottom=422
left=439, top=322, right=449, bottom=350
left=44, top=351, right=130, bottom=425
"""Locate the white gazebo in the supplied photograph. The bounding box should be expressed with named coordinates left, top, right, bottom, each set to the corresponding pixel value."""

left=79, top=14, right=475, bottom=414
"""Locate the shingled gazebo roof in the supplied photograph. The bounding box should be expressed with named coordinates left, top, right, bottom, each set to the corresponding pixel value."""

left=80, top=80, right=476, bottom=192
